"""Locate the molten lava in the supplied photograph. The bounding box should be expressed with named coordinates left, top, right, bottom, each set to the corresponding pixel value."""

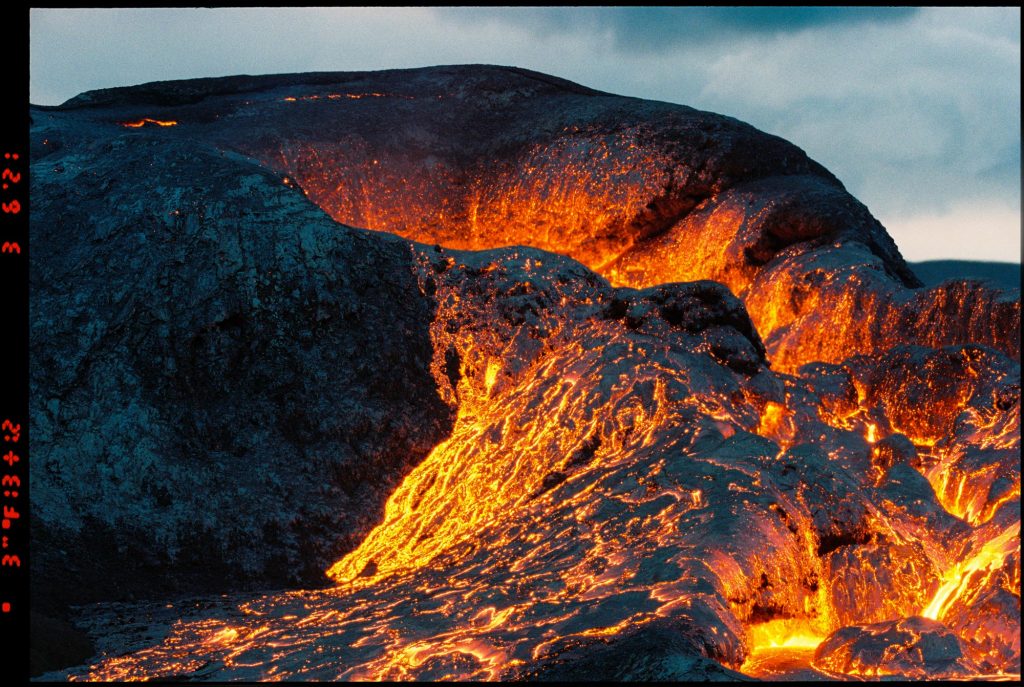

left=119, top=117, right=178, bottom=128
left=61, top=250, right=1020, bottom=682
left=224, top=98, right=1018, bottom=375
left=31, top=67, right=1019, bottom=682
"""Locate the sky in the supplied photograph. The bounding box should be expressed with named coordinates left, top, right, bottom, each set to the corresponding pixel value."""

left=29, top=7, right=1021, bottom=264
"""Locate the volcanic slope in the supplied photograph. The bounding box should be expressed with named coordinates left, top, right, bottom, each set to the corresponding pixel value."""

left=29, top=66, right=1019, bottom=681
left=49, top=64, right=1019, bottom=373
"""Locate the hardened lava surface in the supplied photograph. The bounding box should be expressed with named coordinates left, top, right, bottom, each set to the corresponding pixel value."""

left=29, top=66, right=1019, bottom=681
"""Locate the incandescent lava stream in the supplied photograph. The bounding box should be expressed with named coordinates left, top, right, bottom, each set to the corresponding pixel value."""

left=29, top=66, right=1019, bottom=681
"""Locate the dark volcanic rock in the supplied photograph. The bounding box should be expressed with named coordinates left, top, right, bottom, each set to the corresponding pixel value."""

left=813, top=616, right=978, bottom=678
left=29, top=77, right=774, bottom=676
left=913, top=260, right=1021, bottom=292
left=516, top=621, right=754, bottom=681
left=29, top=610, right=95, bottom=677
left=30, top=126, right=454, bottom=607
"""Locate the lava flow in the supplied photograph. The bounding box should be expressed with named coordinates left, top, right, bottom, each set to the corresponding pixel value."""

left=119, top=117, right=178, bottom=128
left=54, top=254, right=1021, bottom=681
left=29, top=66, right=1019, bottom=682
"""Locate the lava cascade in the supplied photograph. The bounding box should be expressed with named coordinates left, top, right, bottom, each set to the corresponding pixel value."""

left=62, top=250, right=1019, bottom=681
left=29, top=66, right=1020, bottom=681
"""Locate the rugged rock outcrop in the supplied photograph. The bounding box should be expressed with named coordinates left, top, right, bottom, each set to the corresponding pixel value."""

left=29, top=66, right=1019, bottom=681
left=29, top=122, right=454, bottom=613
left=814, top=616, right=980, bottom=678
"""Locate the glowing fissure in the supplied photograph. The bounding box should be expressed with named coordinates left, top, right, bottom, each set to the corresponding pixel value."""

left=283, top=92, right=415, bottom=102
left=240, top=136, right=1019, bottom=376
left=119, top=118, right=178, bottom=128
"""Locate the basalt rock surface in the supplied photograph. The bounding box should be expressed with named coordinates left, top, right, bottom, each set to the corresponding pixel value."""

left=29, top=66, right=1019, bottom=681
left=29, top=119, right=455, bottom=647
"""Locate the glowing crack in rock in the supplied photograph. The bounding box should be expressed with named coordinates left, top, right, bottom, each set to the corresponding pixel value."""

left=119, top=117, right=178, bottom=128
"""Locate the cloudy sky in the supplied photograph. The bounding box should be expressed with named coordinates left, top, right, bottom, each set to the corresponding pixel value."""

left=29, top=7, right=1020, bottom=264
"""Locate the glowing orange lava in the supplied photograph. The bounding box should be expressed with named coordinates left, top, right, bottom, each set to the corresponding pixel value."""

left=69, top=254, right=1020, bottom=681
left=119, top=118, right=178, bottom=128
left=49, top=73, right=1020, bottom=682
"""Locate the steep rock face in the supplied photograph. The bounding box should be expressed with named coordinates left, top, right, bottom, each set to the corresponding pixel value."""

left=30, top=123, right=453, bottom=608
left=43, top=64, right=1019, bottom=372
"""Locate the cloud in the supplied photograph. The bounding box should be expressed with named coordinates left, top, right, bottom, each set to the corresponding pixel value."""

left=694, top=7, right=1021, bottom=220
left=886, top=201, right=1021, bottom=264
left=435, top=7, right=918, bottom=53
